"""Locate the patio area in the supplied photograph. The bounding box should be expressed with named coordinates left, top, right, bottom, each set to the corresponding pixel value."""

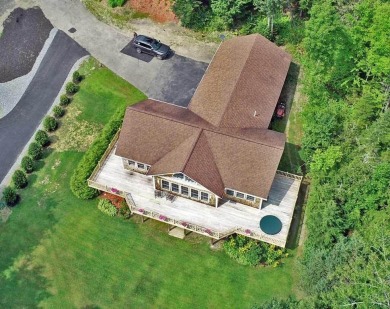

left=89, top=145, right=302, bottom=247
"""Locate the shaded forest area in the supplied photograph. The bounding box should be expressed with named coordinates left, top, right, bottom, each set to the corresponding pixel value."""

left=173, top=0, right=390, bottom=307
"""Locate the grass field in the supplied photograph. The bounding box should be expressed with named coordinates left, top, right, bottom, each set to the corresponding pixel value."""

left=0, top=58, right=295, bottom=308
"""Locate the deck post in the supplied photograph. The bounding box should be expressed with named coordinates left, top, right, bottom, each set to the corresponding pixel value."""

left=210, top=238, right=220, bottom=246
left=258, top=198, right=263, bottom=209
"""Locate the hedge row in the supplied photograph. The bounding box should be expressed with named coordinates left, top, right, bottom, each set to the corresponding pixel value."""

left=70, top=106, right=125, bottom=199
left=2, top=71, right=83, bottom=206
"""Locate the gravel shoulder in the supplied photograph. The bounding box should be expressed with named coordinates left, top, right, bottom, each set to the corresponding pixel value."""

left=0, top=7, right=53, bottom=82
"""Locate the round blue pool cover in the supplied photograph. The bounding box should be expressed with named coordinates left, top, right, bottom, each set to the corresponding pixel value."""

left=259, top=215, right=282, bottom=235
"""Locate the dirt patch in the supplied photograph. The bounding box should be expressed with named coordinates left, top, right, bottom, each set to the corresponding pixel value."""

left=127, top=0, right=178, bottom=23
left=0, top=7, right=53, bottom=82
left=0, top=206, right=12, bottom=223
left=99, top=192, right=125, bottom=209
left=52, top=105, right=102, bottom=152
left=82, top=0, right=219, bottom=63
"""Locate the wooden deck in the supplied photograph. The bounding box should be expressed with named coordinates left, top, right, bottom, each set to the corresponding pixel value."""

left=89, top=146, right=301, bottom=247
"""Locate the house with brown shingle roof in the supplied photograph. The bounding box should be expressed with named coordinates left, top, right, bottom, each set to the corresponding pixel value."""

left=88, top=34, right=302, bottom=247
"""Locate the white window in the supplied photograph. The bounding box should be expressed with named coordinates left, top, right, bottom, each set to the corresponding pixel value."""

left=236, top=192, right=245, bottom=199
left=185, top=176, right=195, bottom=183
left=201, top=192, right=209, bottom=202
left=171, top=183, right=179, bottom=193
left=181, top=186, right=189, bottom=196
left=246, top=195, right=255, bottom=202
left=226, top=189, right=234, bottom=196
left=128, top=160, right=135, bottom=166
left=162, top=180, right=169, bottom=190
left=173, top=173, right=184, bottom=179
left=191, top=189, right=199, bottom=199
left=137, top=163, right=145, bottom=169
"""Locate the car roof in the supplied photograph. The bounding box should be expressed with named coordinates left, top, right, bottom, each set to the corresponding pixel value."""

left=136, top=35, right=154, bottom=43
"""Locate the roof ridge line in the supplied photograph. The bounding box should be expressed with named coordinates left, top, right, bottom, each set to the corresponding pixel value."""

left=203, top=127, right=284, bottom=150
left=181, top=129, right=203, bottom=172
left=188, top=41, right=223, bottom=109
left=128, top=107, right=205, bottom=130
left=216, top=36, right=257, bottom=127
left=128, top=106, right=284, bottom=150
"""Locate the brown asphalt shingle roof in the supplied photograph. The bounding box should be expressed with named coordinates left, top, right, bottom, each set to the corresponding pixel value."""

left=116, top=34, right=290, bottom=199
left=188, top=34, right=291, bottom=129
left=116, top=101, right=285, bottom=199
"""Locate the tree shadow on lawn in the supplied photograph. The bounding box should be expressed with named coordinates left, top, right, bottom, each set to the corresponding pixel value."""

left=0, top=153, right=66, bottom=306
left=0, top=259, right=52, bottom=307
left=271, top=62, right=300, bottom=133
left=278, top=142, right=304, bottom=175
left=285, top=182, right=309, bottom=250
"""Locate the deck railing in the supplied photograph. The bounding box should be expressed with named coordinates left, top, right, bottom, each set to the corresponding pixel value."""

left=276, top=170, right=303, bottom=181
left=88, top=179, right=126, bottom=197
left=88, top=129, right=121, bottom=182
left=125, top=193, right=285, bottom=247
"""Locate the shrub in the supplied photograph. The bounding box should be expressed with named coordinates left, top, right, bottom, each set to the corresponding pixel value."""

left=60, top=94, right=71, bottom=106
left=43, top=116, right=57, bottom=132
left=108, top=0, right=126, bottom=8
left=12, top=170, right=28, bottom=189
left=21, top=156, right=34, bottom=173
left=28, top=142, right=43, bottom=160
left=53, top=105, right=65, bottom=118
left=66, top=82, right=79, bottom=95
left=97, top=199, right=117, bottom=216
left=72, top=70, right=82, bottom=83
left=70, top=106, right=125, bottom=199
left=35, top=130, right=50, bottom=147
left=118, top=200, right=131, bottom=218
left=223, top=235, right=286, bottom=266
left=2, top=187, right=18, bottom=206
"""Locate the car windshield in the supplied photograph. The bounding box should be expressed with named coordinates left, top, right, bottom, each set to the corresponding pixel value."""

left=151, top=40, right=161, bottom=50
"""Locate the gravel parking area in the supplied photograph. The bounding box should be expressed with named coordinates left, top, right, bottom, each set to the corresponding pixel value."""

left=0, top=6, right=53, bottom=82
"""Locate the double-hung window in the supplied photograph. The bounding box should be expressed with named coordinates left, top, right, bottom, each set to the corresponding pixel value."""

left=191, top=189, right=199, bottom=199
left=181, top=186, right=189, bottom=196
left=162, top=180, right=169, bottom=190
left=137, top=163, right=145, bottom=169
left=236, top=192, right=245, bottom=199
left=171, top=183, right=179, bottom=193
left=201, top=192, right=209, bottom=202
left=246, top=195, right=255, bottom=202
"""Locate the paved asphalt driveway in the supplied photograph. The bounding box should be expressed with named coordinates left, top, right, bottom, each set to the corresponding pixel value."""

left=8, top=0, right=212, bottom=107
left=0, top=31, right=88, bottom=183
left=146, top=54, right=208, bottom=107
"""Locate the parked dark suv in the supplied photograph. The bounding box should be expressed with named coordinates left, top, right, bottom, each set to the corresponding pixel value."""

left=132, top=34, right=171, bottom=60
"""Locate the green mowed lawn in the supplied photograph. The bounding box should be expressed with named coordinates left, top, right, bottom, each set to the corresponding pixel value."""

left=0, top=58, right=295, bottom=308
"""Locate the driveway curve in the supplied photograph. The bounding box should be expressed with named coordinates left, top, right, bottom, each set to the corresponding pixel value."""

left=0, top=30, right=88, bottom=183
